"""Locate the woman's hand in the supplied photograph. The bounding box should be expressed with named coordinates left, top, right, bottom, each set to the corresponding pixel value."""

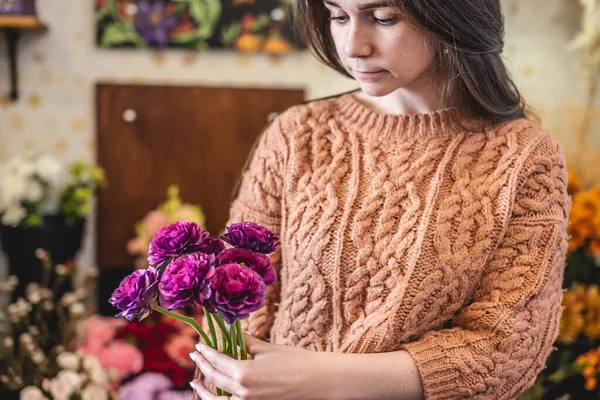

left=189, top=333, right=334, bottom=400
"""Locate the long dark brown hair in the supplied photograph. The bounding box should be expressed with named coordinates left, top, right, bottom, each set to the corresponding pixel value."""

left=292, top=0, right=530, bottom=125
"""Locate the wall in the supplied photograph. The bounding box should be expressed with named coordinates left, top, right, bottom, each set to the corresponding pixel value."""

left=0, top=0, right=598, bottom=282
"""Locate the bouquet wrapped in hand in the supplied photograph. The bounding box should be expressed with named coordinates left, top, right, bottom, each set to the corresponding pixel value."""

left=109, top=220, right=278, bottom=397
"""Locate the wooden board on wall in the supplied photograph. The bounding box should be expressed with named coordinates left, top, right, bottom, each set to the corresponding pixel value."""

left=96, top=84, right=305, bottom=270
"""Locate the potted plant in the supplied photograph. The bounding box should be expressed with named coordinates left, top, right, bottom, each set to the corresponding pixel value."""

left=0, top=155, right=107, bottom=299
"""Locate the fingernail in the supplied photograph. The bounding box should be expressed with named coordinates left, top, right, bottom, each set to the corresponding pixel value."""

left=195, top=343, right=204, bottom=352
left=189, top=352, right=198, bottom=363
left=190, top=381, right=198, bottom=391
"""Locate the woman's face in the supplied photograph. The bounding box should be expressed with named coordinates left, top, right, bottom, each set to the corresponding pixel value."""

left=325, top=0, right=438, bottom=97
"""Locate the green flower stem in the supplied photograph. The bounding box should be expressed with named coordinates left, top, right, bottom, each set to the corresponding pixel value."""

left=213, top=313, right=231, bottom=353
left=235, top=321, right=247, bottom=361
left=151, top=305, right=211, bottom=347
left=203, top=308, right=219, bottom=351
left=230, top=322, right=238, bottom=359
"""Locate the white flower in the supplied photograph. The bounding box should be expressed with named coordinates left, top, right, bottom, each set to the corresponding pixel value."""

left=82, top=355, right=103, bottom=373
left=50, top=375, right=76, bottom=400
left=23, top=179, right=44, bottom=203
left=39, top=288, right=53, bottom=299
left=55, top=264, right=69, bottom=276
left=52, top=370, right=82, bottom=397
left=81, top=385, right=108, bottom=400
left=19, top=333, right=33, bottom=345
left=27, top=291, right=42, bottom=304
left=0, top=174, right=27, bottom=205
left=42, top=379, right=51, bottom=392
left=75, top=288, right=87, bottom=300
left=69, top=302, right=86, bottom=316
left=20, top=386, right=45, bottom=400
left=57, top=352, right=80, bottom=370
left=1, top=205, right=26, bottom=226
left=34, top=154, right=62, bottom=183
left=61, top=292, right=78, bottom=306
left=31, top=351, right=45, bottom=364
left=88, top=367, right=109, bottom=386
left=3, top=337, right=13, bottom=348
left=42, top=300, right=54, bottom=312
left=28, top=326, right=40, bottom=336
left=5, top=156, right=35, bottom=178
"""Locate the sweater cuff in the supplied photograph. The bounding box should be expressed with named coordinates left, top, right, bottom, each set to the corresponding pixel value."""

left=400, top=337, right=466, bottom=400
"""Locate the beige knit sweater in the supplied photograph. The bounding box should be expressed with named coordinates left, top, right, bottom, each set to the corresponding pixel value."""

left=229, top=94, right=570, bottom=399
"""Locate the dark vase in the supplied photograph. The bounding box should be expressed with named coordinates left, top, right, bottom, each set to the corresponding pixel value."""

left=0, top=214, right=86, bottom=300
left=0, top=387, right=20, bottom=400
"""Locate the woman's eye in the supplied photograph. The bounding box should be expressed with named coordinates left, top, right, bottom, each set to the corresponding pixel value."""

left=329, top=15, right=349, bottom=23
left=374, top=17, right=397, bottom=25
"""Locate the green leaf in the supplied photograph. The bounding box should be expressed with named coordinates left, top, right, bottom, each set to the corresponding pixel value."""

left=195, top=40, right=209, bottom=50
left=220, top=22, right=241, bottom=46
left=174, top=1, right=189, bottom=14
left=251, top=14, right=271, bottom=32
left=101, top=23, right=134, bottom=47
left=95, top=7, right=110, bottom=23
left=189, top=0, right=222, bottom=36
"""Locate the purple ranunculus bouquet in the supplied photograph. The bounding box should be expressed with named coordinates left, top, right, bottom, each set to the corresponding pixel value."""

left=109, top=221, right=279, bottom=397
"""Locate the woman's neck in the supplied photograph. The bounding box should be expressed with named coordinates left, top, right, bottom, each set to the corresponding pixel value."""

left=354, top=76, right=451, bottom=116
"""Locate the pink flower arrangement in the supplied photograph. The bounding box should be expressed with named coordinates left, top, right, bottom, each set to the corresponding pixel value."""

left=76, top=316, right=144, bottom=383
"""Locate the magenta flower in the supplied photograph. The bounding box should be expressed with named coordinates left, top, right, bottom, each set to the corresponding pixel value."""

left=159, top=253, right=216, bottom=310
left=218, top=248, right=276, bottom=285
left=220, top=222, right=279, bottom=254
left=109, top=267, right=160, bottom=321
left=148, top=221, right=209, bottom=266
left=196, top=237, right=225, bottom=256
left=205, top=263, right=266, bottom=324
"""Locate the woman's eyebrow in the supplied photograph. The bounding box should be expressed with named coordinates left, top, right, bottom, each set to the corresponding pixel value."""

left=324, top=1, right=393, bottom=11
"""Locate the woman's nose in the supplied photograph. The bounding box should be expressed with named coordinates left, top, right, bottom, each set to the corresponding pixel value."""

left=344, top=24, right=372, bottom=58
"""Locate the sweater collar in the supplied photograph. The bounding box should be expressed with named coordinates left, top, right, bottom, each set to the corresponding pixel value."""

left=335, top=93, right=461, bottom=140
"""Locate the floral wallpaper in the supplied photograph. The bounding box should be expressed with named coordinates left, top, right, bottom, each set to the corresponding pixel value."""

left=95, top=0, right=299, bottom=54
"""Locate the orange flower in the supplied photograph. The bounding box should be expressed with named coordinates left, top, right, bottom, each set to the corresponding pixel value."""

left=559, top=284, right=587, bottom=343
left=264, top=36, right=292, bottom=55
left=235, top=33, right=262, bottom=52
left=585, top=377, right=597, bottom=391
left=568, top=171, right=583, bottom=194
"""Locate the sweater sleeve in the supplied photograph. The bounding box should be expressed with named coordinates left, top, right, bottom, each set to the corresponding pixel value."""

left=400, top=134, right=571, bottom=399
left=227, top=117, right=286, bottom=342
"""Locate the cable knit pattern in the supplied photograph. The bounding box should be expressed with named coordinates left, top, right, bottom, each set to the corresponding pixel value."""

left=228, top=94, right=570, bottom=399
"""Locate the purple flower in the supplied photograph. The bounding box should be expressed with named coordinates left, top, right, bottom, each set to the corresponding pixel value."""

left=148, top=221, right=209, bottom=267
left=218, top=248, right=276, bottom=285
left=196, top=237, right=225, bottom=256
left=118, top=372, right=172, bottom=400
left=157, top=391, right=194, bottom=400
left=158, top=252, right=216, bottom=310
left=134, top=0, right=179, bottom=48
left=220, top=222, right=279, bottom=254
left=109, top=267, right=160, bottom=321
left=205, top=263, right=266, bottom=324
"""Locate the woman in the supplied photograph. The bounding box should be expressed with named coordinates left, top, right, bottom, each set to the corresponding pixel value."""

left=189, top=0, right=571, bottom=399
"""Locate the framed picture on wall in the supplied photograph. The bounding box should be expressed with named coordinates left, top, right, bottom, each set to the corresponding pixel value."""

left=95, top=0, right=302, bottom=54
left=0, top=0, right=37, bottom=15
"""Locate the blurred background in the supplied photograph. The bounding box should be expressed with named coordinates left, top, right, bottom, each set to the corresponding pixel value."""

left=0, top=0, right=598, bottom=399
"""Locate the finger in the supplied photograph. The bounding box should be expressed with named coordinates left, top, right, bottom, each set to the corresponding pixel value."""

left=190, top=379, right=218, bottom=400
left=196, top=343, right=243, bottom=378
left=190, top=378, right=241, bottom=400
left=192, top=352, right=245, bottom=397
left=242, top=332, right=267, bottom=356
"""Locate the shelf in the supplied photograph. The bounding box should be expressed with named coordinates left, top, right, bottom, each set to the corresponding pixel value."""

left=0, top=15, right=48, bottom=102
left=0, top=15, right=47, bottom=31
